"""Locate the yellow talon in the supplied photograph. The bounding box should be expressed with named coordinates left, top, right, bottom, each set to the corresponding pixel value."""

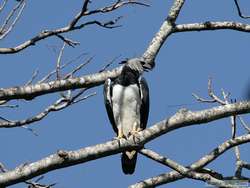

left=117, top=129, right=125, bottom=139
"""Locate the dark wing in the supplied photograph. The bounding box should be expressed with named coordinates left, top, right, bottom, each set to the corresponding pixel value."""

left=139, top=77, right=149, bottom=130
left=103, top=79, right=118, bottom=134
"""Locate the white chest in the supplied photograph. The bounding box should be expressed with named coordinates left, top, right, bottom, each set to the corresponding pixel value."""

left=112, top=84, right=140, bottom=106
left=111, top=84, right=141, bottom=135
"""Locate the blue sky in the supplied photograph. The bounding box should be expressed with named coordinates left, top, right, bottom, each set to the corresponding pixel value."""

left=0, top=0, right=250, bottom=187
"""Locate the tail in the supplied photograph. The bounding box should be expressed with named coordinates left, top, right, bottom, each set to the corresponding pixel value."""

left=121, top=150, right=137, bottom=174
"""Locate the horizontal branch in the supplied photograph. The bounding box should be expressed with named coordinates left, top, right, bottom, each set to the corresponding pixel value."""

left=174, top=21, right=250, bottom=33
left=1, top=101, right=250, bottom=186
left=0, top=67, right=122, bottom=101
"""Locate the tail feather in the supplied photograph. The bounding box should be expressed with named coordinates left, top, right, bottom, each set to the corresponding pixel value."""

left=121, top=150, right=137, bottom=174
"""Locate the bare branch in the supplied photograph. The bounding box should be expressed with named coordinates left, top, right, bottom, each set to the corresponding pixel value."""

left=235, top=160, right=250, bottom=178
left=0, top=0, right=146, bottom=54
left=0, top=0, right=8, bottom=13
left=63, top=58, right=92, bottom=79
left=239, top=116, right=250, bottom=133
left=0, top=0, right=26, bottom=40
left=192, top=93, right=216, bottom=103
left=99, top=55, right=121, bottom=73
left=139, top=149, right=236, bottom=188
left=55, top=34, right=80, bottom=47
left=38, top=52, right=88, bottom=84
left=83, top=0, right=149, bottom=16
left=142, top=0, right=185, bottom=66
left=0, top=104, right=18, bottom=108
left=207, top=78, right=226, bottom=105
left=130, top=134, right=250, bottom=188
left=234, top=0, right=250, bottom=19
left=1, top=123, right=250, bottom=187
left=56, top=43, right=66, bottom=80
left=0, top=66, right=122, bottom=101
left=174, top=21, right=250, bottom=33
left=0, top=91, right=96, bottom=128
left=25, top=69, right=39, bottom=86
left=0, top=162, right=7, bottom=173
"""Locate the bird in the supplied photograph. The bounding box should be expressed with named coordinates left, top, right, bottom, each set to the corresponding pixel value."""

left=103, top=58, right=152, bottom=174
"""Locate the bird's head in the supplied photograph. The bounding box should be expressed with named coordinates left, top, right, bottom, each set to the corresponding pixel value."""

left=120, top=58, right=154, bottom=74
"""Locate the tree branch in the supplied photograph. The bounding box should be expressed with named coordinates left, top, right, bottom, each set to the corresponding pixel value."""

left=0, top=0, right=26, bottom=40
left=174, top=21, right=250, bottom=33
left=130, top=134, right=250, bottom=188
left=139, top=149, right=236, bottom=188
left=0, top=0, right=147, bottom=54
left=0, top=91, right=96, bottom=128
left=1, top=101, right=250, bottom=186
left=142, top=0, right=185, bottom=66
left=234, top=0, right=250, bottom=19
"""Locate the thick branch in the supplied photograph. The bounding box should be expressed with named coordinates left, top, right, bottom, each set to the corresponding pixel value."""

left=174, top=21, right=250, bottom=33
left=1, top=102, right=250, bottom=186
left=142, top=0, right=185, bottom=65
left=0, top=67, right=122, bottom=101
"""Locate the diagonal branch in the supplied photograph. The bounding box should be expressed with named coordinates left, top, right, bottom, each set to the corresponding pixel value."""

left=1, top=102, right=250, bottom=186
left=0, top=91, right=96, bottom=128
left=234, top=0, right=250, bottom=19
left=130, top=134, right=250, bottom=188
left=0, top=0, right=8, bottom=13
left=142, top=0, right=185, bottom=66
left=0, top=0, right=26, bottom=40
left=139, top=149, right=236, bottom=188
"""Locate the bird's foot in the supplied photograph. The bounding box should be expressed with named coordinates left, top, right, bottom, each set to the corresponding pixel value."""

left=113, top=130, right=126, bottom=140
left=130, top=128, right=142, bottom=136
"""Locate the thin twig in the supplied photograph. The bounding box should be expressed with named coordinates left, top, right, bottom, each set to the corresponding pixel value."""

left=38, top=52, right=88, bottom=83
left=55, top=34, right=80, bottom=47
left=63, top=56, right=93, bottom=79
left=208, top=78, right=226, bottom=105
left=0, top=0, right=26, bottom=40
left=25, top=69, right=39, bottom=86
left=192, top=93, right=216, bottom=103
left=56, top=42, right=66, bottom=80
left=0, top=162, right=7, bottom=173
left=0, top=90, right=96, bottom=128
left=21, top=125, right=38, bottom=136
left=238, top=116, right=250, bottom=133
left=234, top=0, right=250, bottom=19
left=0, top=0, right=8, bottom=13
left=99, top=55, right=121, bottom=73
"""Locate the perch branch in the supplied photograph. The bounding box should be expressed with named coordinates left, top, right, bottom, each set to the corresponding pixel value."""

left=1, top=102, right=250, bottom=186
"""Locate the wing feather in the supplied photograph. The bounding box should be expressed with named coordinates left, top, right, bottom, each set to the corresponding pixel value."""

left=103, top=79, right=118, bottom=134
left=139, top=77, right=149, bottom=130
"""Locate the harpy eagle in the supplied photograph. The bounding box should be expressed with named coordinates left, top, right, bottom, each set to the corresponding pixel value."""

left=103, top=58, right=152, bottom=174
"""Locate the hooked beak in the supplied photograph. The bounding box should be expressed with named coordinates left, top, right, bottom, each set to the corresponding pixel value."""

left=142, top=61, right=155, bottom=71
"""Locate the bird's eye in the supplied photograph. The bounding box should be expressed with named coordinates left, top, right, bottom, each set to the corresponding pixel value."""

left=119, top=60, right=127, bottom=64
